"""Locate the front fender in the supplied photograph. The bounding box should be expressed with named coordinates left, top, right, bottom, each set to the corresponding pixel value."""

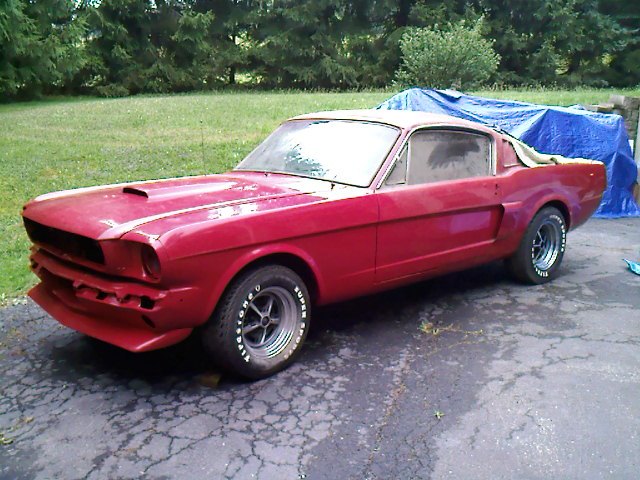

left=199, top=243, right=324, bottom=327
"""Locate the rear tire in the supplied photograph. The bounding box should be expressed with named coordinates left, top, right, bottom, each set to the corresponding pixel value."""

left=506, top=206, right=567, bottom=284
left=202, top=265, right=310, bottom=379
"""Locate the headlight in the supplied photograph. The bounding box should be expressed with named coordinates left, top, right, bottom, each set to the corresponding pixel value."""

left=141, top=245, right=161, bottom=280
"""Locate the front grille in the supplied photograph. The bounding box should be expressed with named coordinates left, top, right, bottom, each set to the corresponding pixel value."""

left=24, top=218, right=105, bottom=264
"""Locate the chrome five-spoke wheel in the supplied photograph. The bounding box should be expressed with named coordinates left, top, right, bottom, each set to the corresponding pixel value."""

left=531, top=219, right=563, bottom=272
left=241, top=286, right=298, bottom=359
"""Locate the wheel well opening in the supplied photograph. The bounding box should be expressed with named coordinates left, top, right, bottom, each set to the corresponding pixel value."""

left=233, top=253, right=319, bottom=304
left=543, top=200, right=570, bottom=229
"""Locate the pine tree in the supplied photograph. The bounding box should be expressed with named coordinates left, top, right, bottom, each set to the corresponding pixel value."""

left=248, top=0, right=359, bottom=88
left=473, top=0, right=630, bottom=85
left=82, top=0, right=157, bottom=96
left=0, top=0, right=86, bottom=99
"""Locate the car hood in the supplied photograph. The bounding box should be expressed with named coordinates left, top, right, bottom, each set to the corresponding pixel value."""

left=22, top=172, right=337, bottom=240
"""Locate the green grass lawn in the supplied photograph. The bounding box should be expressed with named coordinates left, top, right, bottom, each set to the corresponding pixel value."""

left=473, top=87, right=640, bottom=107
left=1, top=87, right=639, bottom=301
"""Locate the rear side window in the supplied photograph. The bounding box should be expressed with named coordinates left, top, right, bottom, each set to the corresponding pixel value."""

left=404, top=130, right=492, bottom=185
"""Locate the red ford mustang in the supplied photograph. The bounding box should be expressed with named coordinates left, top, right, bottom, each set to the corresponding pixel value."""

left=22, top=109, right=605, bottom=378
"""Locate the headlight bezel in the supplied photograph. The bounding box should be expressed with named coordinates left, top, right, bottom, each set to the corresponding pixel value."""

left=140, top=244, right=162, bottom=280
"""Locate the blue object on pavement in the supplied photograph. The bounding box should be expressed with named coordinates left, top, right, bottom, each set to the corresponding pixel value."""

left=378, top=88, right=640, bottom=218
left=623, top=259, right=640, bottom=275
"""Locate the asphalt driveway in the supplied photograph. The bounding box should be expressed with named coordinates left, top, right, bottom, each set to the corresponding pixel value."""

left=1, top=218, right=639, bottom=480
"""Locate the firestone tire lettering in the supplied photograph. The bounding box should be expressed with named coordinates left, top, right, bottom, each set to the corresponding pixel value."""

left=201, top=265, right=311, bottom=379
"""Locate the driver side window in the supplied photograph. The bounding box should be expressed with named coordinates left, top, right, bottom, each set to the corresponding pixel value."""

left=384, top=129, right=492, bottom=187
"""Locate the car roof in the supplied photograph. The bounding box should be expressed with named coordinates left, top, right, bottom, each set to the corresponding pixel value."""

left=290, top=109, right=497, bottom=133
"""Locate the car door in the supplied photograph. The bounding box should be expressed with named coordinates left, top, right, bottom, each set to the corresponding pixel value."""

left=375, top=127, right=503, bottom=283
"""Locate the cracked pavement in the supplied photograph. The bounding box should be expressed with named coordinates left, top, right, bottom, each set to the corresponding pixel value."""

left=1, top=218, right=639, bottom=479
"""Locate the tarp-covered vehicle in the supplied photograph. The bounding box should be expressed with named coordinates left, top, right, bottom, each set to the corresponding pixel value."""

left=23, top=109, right=606, bottom=379
left=379, top=88, right=640, bottom=218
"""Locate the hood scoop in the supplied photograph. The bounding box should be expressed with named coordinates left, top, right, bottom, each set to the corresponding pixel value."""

left=123, top=186, right=149, bottom=198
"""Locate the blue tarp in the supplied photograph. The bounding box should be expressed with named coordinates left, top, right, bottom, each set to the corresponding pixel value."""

left=378, top=88, right=640, bottom=218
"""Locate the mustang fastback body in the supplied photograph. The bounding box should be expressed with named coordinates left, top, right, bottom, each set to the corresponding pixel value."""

left=22, top=109, right=606, bottom=378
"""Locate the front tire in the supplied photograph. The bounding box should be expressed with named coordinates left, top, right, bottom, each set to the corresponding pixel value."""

left=506, top=206, right=567, bottom=284
left=202, top=265, right=310, bottom=379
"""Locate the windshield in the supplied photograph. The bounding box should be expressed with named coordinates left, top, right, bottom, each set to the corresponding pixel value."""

left=234, top=119, right=400, bottom=187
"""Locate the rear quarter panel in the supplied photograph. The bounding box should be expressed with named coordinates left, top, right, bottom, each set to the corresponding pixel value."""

left=499, top=162, right=605, bottom=242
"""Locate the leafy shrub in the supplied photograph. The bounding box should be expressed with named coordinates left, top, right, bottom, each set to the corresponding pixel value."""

left=394, top=19, right=500, bottom=90
left=95, top=84, right=130, bottom=98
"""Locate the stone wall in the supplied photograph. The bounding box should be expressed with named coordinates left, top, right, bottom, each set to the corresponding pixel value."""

left=583, top=95, right=640, bottom=203
left=583, top=94, right=640, bottom=159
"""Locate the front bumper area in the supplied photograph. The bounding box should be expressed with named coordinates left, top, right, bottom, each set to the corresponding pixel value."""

left=29, top=249, right=201, bottom=352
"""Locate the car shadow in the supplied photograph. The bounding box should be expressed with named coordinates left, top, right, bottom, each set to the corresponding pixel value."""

left=310, top=260, right=508, bottom=337
left=46, top=331, right=214, bottom=384
left=44, top=260, right=510, bottom=389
